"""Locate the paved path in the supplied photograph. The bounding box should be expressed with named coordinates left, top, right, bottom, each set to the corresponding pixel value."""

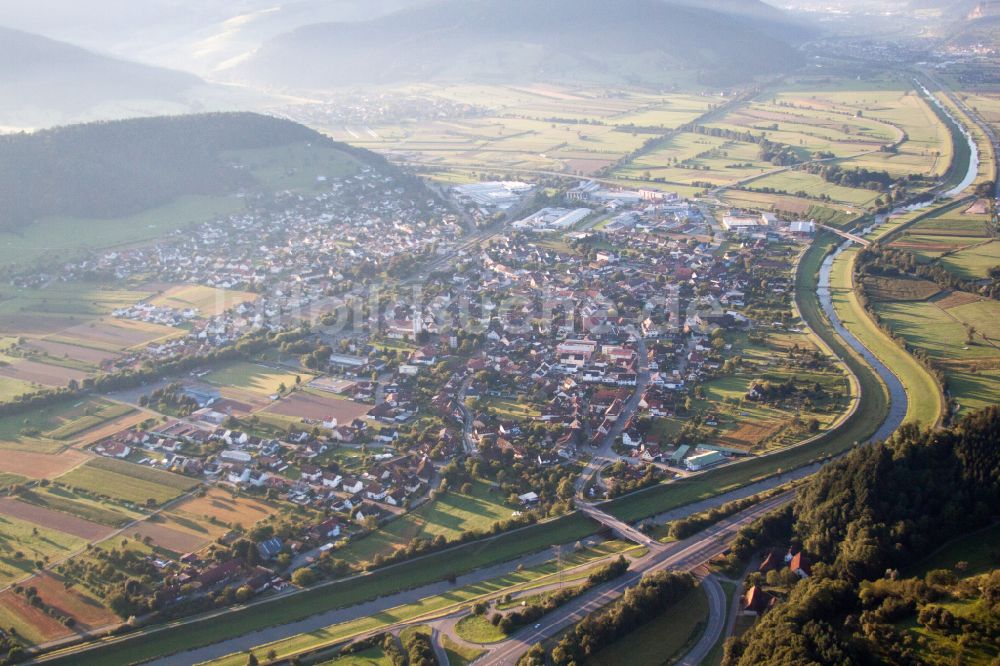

left=678, top=573, right=725, bottom=666
left=430, top=627, right=450, bottom=666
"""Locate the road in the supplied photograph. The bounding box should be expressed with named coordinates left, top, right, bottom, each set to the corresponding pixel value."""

left=575, top=335, right=650, bottom=495
left=576, top=501, right=662, bottom=550
left=457, top=374, right=477, bottom=454
left=679, top=573, right=726, bottom=666
left=483, top=490, right=794, bottom=665
left=818, top=224, right=870, bottom=247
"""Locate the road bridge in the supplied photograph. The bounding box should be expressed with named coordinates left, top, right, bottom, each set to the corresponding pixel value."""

left=819, top=224, right=871, bottom=247
left=577, top=502, right=662, bottom=550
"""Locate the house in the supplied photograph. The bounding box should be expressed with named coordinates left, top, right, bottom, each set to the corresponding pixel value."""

left=257, top=537, right=284, bottom=561
left=758, top=549, right=784, bottom=573
left=196, top=559, right=241, bottom=588
left=309, top=518, right=342, bottom=541
left=621, top=431, right=643, bottom=448
left=639, top=444, right=663, bottom=462
left=341, top=477, right=364, bottom=494
left=300, top=465, right=322, bottom=483
left=365, top=482, right=388, bottom=502
left=789, top=552, right=812, bottom=578
left=321, top=472, right=343, bottom=489
left=518, top=491, right=540, bottom=505
left=743, top=585, right=772, bottom=615
left=96, top=440, right=131, bottom=458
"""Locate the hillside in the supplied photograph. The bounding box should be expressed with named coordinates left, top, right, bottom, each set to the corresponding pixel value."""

left=0, top=26, right=210, bottom=128
left=945, top=12, right=1000, bottom=50
left=723, top=407, right=1000, bottom=665
left=232, top=0, right=807, bottom=88
left=0, top=113, right=375, bottom=232
left=0, top=0, right=437, bottom=76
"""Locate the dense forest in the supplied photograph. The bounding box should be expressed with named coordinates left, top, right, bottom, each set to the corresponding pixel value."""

left=724, top=407, right=1000, bottom=665
left=0, top=112, right=374, bottom=231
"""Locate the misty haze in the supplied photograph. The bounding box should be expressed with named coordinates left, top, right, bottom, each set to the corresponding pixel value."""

left=0, top=2, right=997, bottom=665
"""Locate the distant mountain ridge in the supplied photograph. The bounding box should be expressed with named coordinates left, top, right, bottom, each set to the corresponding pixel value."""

left=0, top=26, right=204, bottom=127
left=0, top=113, right=370, bottom=232
left=233, top=0, right=808, bottom=88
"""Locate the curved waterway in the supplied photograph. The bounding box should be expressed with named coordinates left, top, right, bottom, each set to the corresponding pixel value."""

left=815, top=84, right=978, bottom=440
left=918, top=82, right=980, bottom=198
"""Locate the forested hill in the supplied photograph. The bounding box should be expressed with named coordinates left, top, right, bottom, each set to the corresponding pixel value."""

left=234, top=0, right=806, bottom=88
left=0, top=113, right=375, bottom=232
left=0, top=26, right=203, bottom=127
left=724, top=407, right=1000, bottom=665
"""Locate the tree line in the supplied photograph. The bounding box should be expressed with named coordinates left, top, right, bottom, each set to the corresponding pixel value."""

left=723, top=406, right=1000, bottom=665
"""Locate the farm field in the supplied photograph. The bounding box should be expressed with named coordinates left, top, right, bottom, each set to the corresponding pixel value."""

left=316, top=85, right=725, bottom=177
left=17, top=485, right=139, bottom=527
left=887, top=200, right=994, bottom=267
left=149, top=284, right=257, bottom=318
left=0, top=357, right=88, bottom=390
left=0, top=497, right=113, bottom=541
left=0, top=195, right=244, bottom=269
left=0, top=571, right=118, bottom=645
left=0, top=397, right=136, bottom=453
left=862, top=276, right=940, bottom=302
left=702, top=83, right=956, bottom=227
left=796, top=89, right=951, bottom=178
left=133, top=489, right=281, bottom=554
left=829, top=247, right=943, bottom=426
left=0, top=448, right=88, bottom=479
left=718, top=190, right=859, bottom=227
left=131, top=519, right=216, bottom=555
left=47, top=318, right=182, bottom=352
left=167, top=487, right=279, bottom=531
left=56, top=456, right=198, bottom=507
left=336, top=480, right=514, bottom=565
left=614, top=132, right=772, bottom=188
left=872, top=294, right=1000, bottom=416
left=261, top=389, right=370, bottom=425
left=0, top=512, right=87, bottom=586
left=746, top=169, right=882, bottom=207
left=586, top=584, right=709, bottom=666
left=202, top=362, right=312, bottom=397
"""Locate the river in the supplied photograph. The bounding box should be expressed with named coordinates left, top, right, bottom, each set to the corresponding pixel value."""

left=815, top=83, right=980, bottom=440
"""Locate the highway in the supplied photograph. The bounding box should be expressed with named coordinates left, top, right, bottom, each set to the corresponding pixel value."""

left=482, top=491, right=794, bottom=665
